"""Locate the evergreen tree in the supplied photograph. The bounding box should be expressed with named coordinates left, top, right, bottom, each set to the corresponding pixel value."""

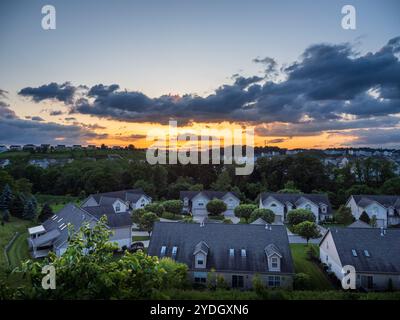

left=23, top=200, right=37, bottom=220
left=2, top=209, right=10, bottom=223
left=9, top=193, right=25, bottom=218
left=0, top=184, right=13, bottom=211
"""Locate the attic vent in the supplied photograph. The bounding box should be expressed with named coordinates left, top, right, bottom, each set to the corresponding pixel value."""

left=160, top=246, right=167, bottom=256
left=364, top=250, right=370, bottom=257
left=241, top=249, right=246, bottom=257
left=229, top=248, right=235, bottom=257
left=351, top=249, right=357, bottom=257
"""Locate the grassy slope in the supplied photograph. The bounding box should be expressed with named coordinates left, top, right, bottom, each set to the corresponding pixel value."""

left=0, top=217, right=33, bottom=269
left=290, top=243, right=333, bottom=290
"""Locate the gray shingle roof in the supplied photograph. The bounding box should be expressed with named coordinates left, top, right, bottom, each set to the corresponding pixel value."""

left=260, top=193, right=332, bottom=214
left=148, top=222, right=294, bottom=274
left=347, top=220, right=372, bottom=228
left=352, top=195, right=400, bottom=209
left=82, top=206, right=132, bottom=228
left=329, top=228, right=400, bottom=274
left=180, top=190, right=239, bottom=201
left=90, top=189, right=148, bottom=204
left=42, top=203, right=97, bottom=248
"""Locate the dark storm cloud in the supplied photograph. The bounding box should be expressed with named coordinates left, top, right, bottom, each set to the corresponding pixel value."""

left=49, top=110, right=64, bottom=116
left=18, top=82, right=77, bottom=104
left=18, top=37, right=400, bottom=140
left=0, top=91, right=107, bottom=145
left=340, top=129, right=400, bottom=146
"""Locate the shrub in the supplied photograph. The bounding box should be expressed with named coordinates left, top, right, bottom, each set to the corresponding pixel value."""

left=249, top=208, right=275, bottom=224
left=294, top=273, right=312, bottom=290
left=162, top=200, right=183, bottom=215
left=206, top=199, right=227, bottom=216
left=161, top=212, right=176, bottom=220
left=334, top=205, right=354, bottom=225
left=145, top=203, right=165, bottom=216
left=223, top=218, right=233, bottom=224
left=287, top=209, right=315, bottom=226
left=234, top=204, right=257, bottom=220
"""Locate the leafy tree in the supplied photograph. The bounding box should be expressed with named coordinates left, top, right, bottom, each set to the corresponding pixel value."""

left=287, top=209, right=315, bottom=226
left=249, top=208, right=275, bottom=224
left=211, top=171, right=232, bottom=191
left=132, top=208, right=146, bottom=224
left=139, top=212, right=159, bottom=235
left=145, top=203, right=165, bottom=217
left=359, top=211, right=371, bottom=224
left=18, top=217, right=188, bottom=299
left=278, top=180, right=302, bottom=194
left=39, top=203, right=54, bottom=222
left=206, top=199, right=227, bottom=216
left=381, top=177, right=400, bottom=195
left=345, top=184, right=376, bottom=199
left=334, top=205, right=354, bottom=225
left=234, top=204, right=257, bottom=221
left=15, top=178, right=32, bottom=194
left=162, top=200, right=183, bottom=215
left=295, top=221, right=320, bottom=244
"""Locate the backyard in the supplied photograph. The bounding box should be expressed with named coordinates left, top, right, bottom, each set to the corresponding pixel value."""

left=290, top=243, right=333, bottom=290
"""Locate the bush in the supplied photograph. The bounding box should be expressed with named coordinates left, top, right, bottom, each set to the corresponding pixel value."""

left=223, top=218, right=233, bottom=224
left=206, top=199, right=227, bottom=216
left=334, top=205, right=354, bottom=225
left=239, top=217, right=248, bottom=224
left=249, top=208, right=275, bottom=224
left=287, top=209, right=315, bottom=226
left=161, top=212, right=176, bottom=220
left=145, top=203, right=165, bottom=216
left=162, top=200, right=183, bottom=215
left=234, top=204, right=257, bottom=220
left=294, top=273, right=312, bottom=290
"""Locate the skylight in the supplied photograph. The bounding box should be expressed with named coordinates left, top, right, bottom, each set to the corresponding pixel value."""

left=241, top=249, right=246, bottom=257
left=351, top=249, right=357, bottom=257
left=172, top=246, right=178, bottom=256
left=160, top=246, right=166, bottom=256
left=364, top=250, right=370, bottom=257
left=229, top=248, right=235, bottom=257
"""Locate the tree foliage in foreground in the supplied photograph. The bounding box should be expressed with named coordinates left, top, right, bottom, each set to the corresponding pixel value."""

left=17, top=217, right=188, bottom=299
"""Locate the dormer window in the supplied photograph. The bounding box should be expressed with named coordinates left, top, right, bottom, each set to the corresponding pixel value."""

left=194, top=241, right=209, bottom=269
left=265, top=244, right=282, bottom=272
left=271, top=257, right=278, bottom=269
left=115, top=203, right=121, bottom=212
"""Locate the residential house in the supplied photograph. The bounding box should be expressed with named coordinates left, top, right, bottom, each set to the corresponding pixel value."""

left=148, top=222, right=294, bottom=289
left=23, top=144, right=37, bottom=151
left=180, top=190, right=240, bottom=220
left=259, top=193, right=333, bottom=223
left=0, top=145, right=8, bottom=153
left=28, top=203, right=97, bottom=258
left=319, top=228, right=400, bottom=290
left=81, top=189, right=152, bottom=211
left=0, top=159, right=10, bottom=168
left=346, top=195, right=400, bottom=227
left=9, top=145, right=22, bottom=151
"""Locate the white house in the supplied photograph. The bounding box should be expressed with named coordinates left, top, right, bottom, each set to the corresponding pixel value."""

left=346, top=195, right=400, bottom=227
left=259, top=193, right=332, bottom=223
left=180, top=190, right=240, bottom=220
left=81, top=189, right=152, bottom=211
left=319, top=228, right=400, bottom=291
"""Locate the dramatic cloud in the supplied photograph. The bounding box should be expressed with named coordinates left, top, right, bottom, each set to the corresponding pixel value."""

left=18, top=82, right=78, bottom=104
left=15, top=36, right=400, bottom=146
left=49, top=110, right=64, bottom=116
left=0, top=91, right=107, bottom=145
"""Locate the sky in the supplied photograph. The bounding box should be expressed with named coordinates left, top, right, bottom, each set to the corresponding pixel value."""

left=0, top=0, right=399, bottom=148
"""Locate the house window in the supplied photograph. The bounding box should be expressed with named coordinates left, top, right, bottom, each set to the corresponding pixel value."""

left=268, top=276, right=281, bottom=287
left=322, top=206, right=327, bottom=213
left=271, top=257, right=278, bottom=269
left=172, top=246, right=178, bottom=258
left=305, top=204, right=312, bottom=210
left=241, top=249, right=246, bottom=257
left=194, top=277, right=206, bottom=284
left=160, top=246, right=166, bottom=256
left=115, top=203, right=121, bottom=212
left=197, top=259, right=204, bottom=265
left=198, top=202, right=204, bottom=206
left=232, top=275, right=244, bottom=288
left=270, top=203, right=277, bottom=207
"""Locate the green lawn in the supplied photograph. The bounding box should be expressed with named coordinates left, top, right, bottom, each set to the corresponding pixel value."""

left=290, top=244, right=333, bottom=290
left=7, top=232, right=30, bottom=269
left=133, top=235, right=150, bottom=241
left=0, top=217, right=33, bottom=269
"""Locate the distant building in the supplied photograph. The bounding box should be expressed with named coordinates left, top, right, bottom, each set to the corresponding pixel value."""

left=0, top=159, right=10, bottom=168
left=9, top=145, right=22, bottom=151
left=23, top=144, right=36, bottom=151
left=148, top=222, right=294, bottom=289
left=0, top=145, right=8, bottom=153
